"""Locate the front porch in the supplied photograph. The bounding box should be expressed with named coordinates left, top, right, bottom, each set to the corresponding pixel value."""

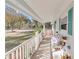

left=5, top=0, right=73, bottom=59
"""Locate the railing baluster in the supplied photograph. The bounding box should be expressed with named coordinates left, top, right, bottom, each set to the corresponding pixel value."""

left=20, top=47, right=22, bottom=59
left=18, top=48, right=20, bottom=59
left=16, top=49, right=18, bottom=59
left=21, top=46, right=23, bottom=59
left=11, top=51, right=16, bottom=59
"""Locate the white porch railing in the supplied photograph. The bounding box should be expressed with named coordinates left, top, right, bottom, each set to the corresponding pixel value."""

left=5, top=32, right=43, bottom=59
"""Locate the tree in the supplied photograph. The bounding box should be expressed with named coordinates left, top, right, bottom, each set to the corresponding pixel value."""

left=5, top=13, right=16, bottom=32
left=5, top=12, right=28, bottom=30
left=16, top=15, right=27, bottom=29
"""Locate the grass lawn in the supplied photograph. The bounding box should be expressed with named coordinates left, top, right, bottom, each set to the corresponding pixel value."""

left=5, top=31, right=35, bottom=52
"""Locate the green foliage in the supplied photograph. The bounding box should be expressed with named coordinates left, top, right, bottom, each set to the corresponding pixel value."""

left=34, top=22, right=43, bottom=33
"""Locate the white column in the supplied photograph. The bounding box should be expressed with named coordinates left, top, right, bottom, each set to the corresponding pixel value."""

left=35, top=35, right=38, bottom=50
left=52, top=24, right=54, bottom=30
left=43, top=23, right=45, bottom=33
left=51, top=23, right=54, bottom=34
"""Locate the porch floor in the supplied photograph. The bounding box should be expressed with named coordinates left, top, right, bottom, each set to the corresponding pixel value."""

left=31, top=38, right=52, bottom=59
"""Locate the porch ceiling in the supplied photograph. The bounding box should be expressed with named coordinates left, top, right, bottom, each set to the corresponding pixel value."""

left=6, top=0, right=73, bottom=23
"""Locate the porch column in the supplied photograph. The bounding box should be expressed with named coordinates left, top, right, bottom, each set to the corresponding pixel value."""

left=43, top=23, right=45, bottom=33
left=51, top=22, right=54, bottom=34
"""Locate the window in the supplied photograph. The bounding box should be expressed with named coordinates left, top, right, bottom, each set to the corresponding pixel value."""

left=61, top=24, right=67, bottom=30
left=59, top=16, right=67, bottom=30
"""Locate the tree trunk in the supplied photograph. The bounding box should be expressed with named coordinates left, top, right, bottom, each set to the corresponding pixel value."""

left=11, top=24, right=14, bottom=32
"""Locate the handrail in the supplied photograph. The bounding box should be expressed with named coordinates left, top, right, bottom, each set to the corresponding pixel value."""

left=5, top=31, right=43, bottom=59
